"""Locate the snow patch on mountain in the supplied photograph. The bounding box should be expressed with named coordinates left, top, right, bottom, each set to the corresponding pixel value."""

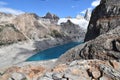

left=58, top=10, right=91, bottom=30
left=57, top=17, right=89, bottom=29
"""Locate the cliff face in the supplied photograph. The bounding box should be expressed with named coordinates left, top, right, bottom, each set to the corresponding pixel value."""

left=84, top=0, right=120, bottom=42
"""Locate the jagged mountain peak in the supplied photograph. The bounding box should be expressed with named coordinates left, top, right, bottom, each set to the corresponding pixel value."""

left=58, top=14, right=90, bottom=30
left=61, top=19, right=76, bottom=26
left=43, top=12, right=59, bottom=20
left=84, top=9, right=91, bottom=21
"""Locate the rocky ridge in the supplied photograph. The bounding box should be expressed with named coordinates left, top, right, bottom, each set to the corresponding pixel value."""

left=84, top=9, right=91, bottom=21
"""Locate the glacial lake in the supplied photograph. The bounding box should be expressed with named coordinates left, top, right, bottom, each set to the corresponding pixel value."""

left=26, top=42, right=82, bottom=61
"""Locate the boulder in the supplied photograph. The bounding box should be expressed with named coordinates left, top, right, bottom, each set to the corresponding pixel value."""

left=10, top=72, right=27, bottom=80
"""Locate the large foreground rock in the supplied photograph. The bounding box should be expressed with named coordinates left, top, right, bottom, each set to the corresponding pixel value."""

left=39, top=60, right=120, bottom=80
left=1, top=60, right=120, bottom=80
left=0, top=59, right=56, bottom=80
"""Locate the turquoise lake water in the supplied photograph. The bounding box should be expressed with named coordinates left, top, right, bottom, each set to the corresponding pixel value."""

left=26, top=42, right=82, bottom=61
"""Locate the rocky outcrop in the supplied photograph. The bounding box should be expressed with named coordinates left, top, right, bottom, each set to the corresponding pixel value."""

left=43, top=12, right=59, bottom=20
left=84, top=0, right=120, bottom=42
left=84, top=9, right=91, bottom=21
left=43, top=12, right=59, bottom=24
left=60, top=20, right=86, bottom=41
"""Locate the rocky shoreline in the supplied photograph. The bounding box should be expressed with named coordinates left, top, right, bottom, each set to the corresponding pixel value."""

left=0, top=38, right=73, bottom=67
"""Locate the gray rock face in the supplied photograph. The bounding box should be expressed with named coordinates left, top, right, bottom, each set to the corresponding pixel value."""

left=43, top=12, right=59, bottom=24
left=43, top=12, right=59, bottom=20
left=100, top=64, right=120, bottom=80
left=84, top=9, right=91, bottom=21
left=60, top=20, right=85, bottom=42
left=84, top=0, right=120, bottom=42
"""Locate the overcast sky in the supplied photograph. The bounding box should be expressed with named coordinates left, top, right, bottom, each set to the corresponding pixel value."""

left=0, top=0, right=101, bottom=17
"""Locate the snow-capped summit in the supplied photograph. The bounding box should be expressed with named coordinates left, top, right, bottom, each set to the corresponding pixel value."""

left=76, top=14, right=84, bottom=19
left=57, top=13, right=90, bottom=30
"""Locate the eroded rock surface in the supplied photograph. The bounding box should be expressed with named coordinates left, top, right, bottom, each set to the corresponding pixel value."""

left=39, top=60, right=120, bottom=80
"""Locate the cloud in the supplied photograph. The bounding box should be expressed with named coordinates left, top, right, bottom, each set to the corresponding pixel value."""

left=0, top=1, right=7, bottom=6
left=80, top=10, right=86, bottom=14
left=80, top=8, right=92, bottom=14
left=91, top=0, right=101, bottom=7
left=0, top=1, right=24, bottom=15
left=0, top=7, right=24, bottom=15
left=80, top=0, right=101, bottom=15
left=72, top=5, right=78, bottom=8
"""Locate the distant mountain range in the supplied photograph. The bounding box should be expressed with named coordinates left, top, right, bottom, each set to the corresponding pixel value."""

left=0, top=11, right=91, bottom=70
left=0, top=11, right=90, bottom=45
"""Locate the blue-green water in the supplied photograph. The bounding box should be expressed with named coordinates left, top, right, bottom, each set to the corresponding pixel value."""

left=26, top=42, right=82, bottom=61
